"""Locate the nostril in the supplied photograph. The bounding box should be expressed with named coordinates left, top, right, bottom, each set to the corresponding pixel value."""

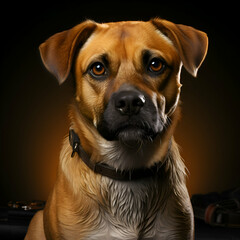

left=133, top=95, right=145, bottom=107
left=115, top=97, right=129, bottom=114
left=115, top=99, right=126, bottom=109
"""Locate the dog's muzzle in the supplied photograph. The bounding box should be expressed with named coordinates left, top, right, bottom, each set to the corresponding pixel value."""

left=97, top=85, right=163, bottom=144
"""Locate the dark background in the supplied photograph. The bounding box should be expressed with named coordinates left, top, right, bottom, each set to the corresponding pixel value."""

left=0, top=2, right=239, bottom=202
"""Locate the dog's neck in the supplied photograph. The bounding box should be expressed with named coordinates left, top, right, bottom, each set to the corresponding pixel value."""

left=69, top=128, right=171, bottom=181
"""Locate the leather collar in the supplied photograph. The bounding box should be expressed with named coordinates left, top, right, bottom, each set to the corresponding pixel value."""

left=69, top=129, right=169, bottom=181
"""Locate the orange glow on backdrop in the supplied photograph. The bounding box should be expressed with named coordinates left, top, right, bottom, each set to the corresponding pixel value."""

left=1, top=3, right=240, bottom=202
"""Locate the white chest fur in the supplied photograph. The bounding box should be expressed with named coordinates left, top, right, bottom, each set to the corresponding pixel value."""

left=80, top=170, right=192, bottom=240
left=87, top=177, right=165, bottom=240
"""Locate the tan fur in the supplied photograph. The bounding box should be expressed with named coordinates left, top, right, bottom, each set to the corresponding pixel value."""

left=25, top=18, right=208, bottom=239
left=24, top=211, right=46, bottom=240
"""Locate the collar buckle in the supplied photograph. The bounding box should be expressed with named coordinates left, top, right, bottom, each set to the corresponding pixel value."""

left=69, top=129, right=80, bottom=158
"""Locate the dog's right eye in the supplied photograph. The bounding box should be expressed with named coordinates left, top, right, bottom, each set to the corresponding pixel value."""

left=89, top=62, right=107, bottom=79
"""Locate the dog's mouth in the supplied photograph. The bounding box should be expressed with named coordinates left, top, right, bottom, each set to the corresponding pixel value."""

left=113, top=123, right=157, bottom=144
left=97, top=118, right=161, bottom=146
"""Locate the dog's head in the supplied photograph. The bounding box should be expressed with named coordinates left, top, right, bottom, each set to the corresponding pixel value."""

left=39, top=19, right=208, bottom=168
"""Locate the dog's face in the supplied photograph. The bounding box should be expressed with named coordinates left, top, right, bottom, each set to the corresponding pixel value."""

left=74, top=21, right=183, bottom=145
left=39, top=19, right=208, bottom=163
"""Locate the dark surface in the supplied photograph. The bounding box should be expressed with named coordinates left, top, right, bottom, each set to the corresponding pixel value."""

left=0, top=206, right=36, bottom=240
left=195, top=218, right=240, bottom=240
left=0, top=214, right=239, bottom=240
left=1, top=198, right=240, bottom=240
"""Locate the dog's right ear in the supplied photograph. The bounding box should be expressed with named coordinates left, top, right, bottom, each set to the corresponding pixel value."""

left=39, top=20, right=97, bottom=84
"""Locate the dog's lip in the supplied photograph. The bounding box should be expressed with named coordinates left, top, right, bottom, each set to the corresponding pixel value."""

left=115, top=124, right=146, bottom=134
left=97, top=119, right=160, bottom=142
left=114, top=123, right=156, bottom=139
left=97, top=123, right=146, bottom=142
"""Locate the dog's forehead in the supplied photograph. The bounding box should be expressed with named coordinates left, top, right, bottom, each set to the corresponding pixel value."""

left=78, top=21, right=177, bottom=68
left=83, top=21, right=153, bottom=51
left=90, top=21, right=174, bottom=49
left=98, top=21, right=150, bottom=39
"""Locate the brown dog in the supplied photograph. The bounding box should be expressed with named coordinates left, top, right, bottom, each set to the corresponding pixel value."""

left=25, top=18, right=208, bottom=240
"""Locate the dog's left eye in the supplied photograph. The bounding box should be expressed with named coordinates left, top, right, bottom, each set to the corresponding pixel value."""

left=89, top=62, right=106, bottom=78
left=148, top=58, right=166, bottom=74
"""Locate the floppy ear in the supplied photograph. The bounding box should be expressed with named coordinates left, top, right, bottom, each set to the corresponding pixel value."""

left=151, top=18, right=208, bottom=77
left=39, top=20, right=97, bottom=84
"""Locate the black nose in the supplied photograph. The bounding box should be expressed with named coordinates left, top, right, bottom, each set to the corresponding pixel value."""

left=114, top=91, right=145, bottom=115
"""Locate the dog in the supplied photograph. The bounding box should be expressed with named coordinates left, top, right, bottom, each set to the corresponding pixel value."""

left=25, top=18, right=208, bottom=240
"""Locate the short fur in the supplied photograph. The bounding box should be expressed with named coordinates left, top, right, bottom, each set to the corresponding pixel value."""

left=25, top=18, right=208, bottom=240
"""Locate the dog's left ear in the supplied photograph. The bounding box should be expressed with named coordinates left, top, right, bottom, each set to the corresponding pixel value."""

left=151, top=18, right=208, bottom=77
left=39, top=20, right=97, bottom=84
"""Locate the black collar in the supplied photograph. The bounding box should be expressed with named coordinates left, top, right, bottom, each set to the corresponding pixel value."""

left=69, top=129, right=168, bottom=181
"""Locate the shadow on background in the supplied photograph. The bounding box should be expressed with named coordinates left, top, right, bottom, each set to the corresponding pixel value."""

left=0, top=1, right=239, bottom=202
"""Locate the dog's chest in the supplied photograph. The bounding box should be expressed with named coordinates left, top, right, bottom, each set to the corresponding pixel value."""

left=99, top=179, right=162, bottom=239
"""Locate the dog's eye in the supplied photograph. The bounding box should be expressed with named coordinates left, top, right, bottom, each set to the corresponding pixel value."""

left=148, top=58, right=165, bottom=74
left=90, top=62, right=106, bottom=77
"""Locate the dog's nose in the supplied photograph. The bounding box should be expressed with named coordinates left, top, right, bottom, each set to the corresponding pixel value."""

left=114, top=91, right=145, bottom=115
